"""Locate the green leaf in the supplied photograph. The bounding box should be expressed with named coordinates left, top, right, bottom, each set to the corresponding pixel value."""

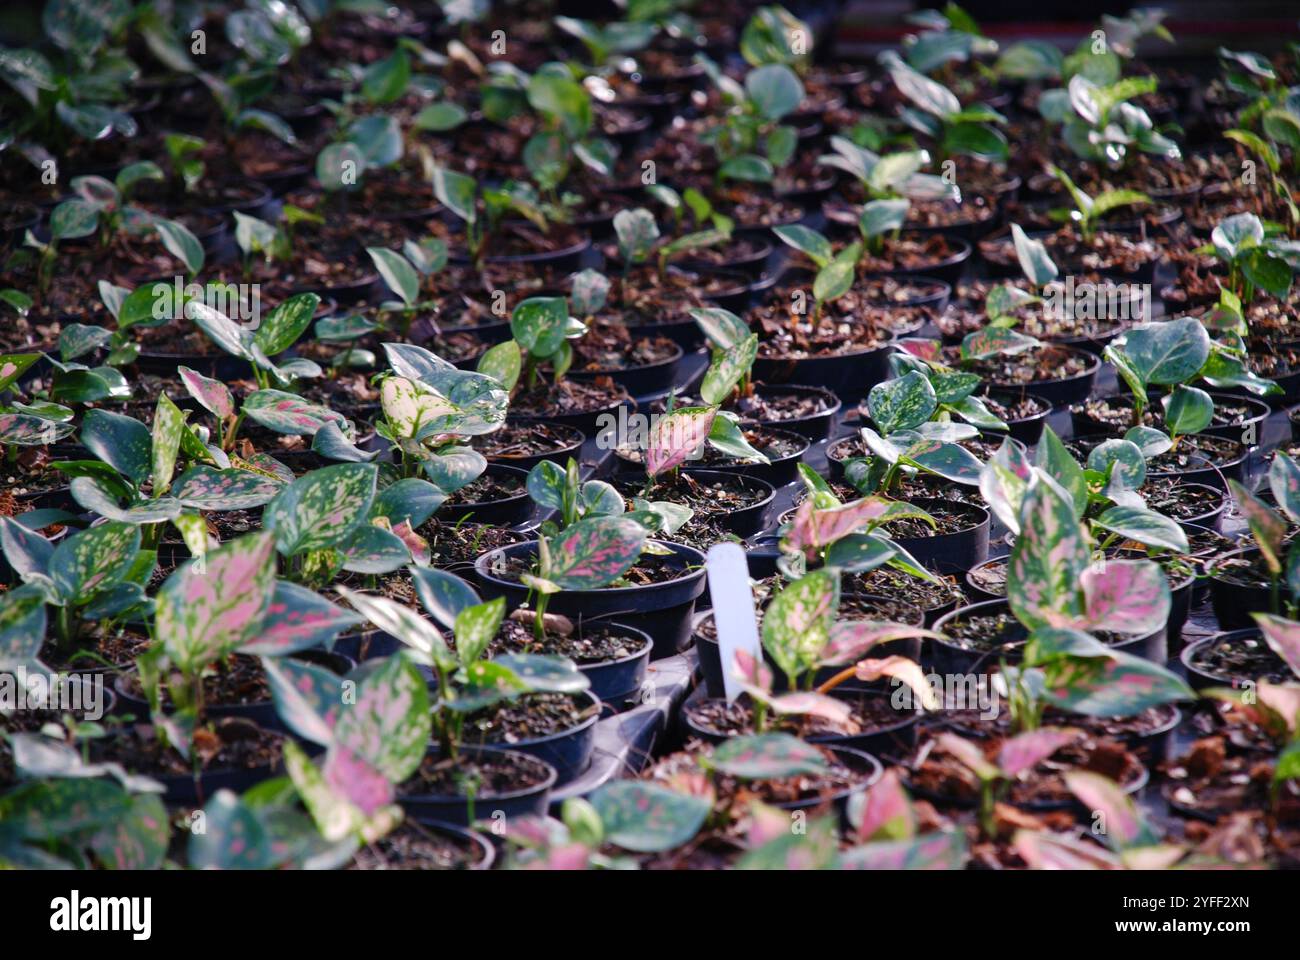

left=1010, top=223, right=1058, bottom=286
left=867, top=371, right=937, bottom=434
left=254, top=293, right=319, bottom=356
left=1121, top=318, right=1210, bottom=386
left=151, top=394, right=186, bottom=495
left=543, top=516, right=647, bottom=590
left=710, top=733, right=829, bottom=779
left=773, top=225, right=832, bottom=268
left=858, top=199, right=909, bottom=238
left=1161, top=385, right=1213, bottom=437
left=265, top=463, right=377, bottom=555
left=155, top=218, right=204, bottom=274
left=476, top=340, right=522, bottom=391
left=1093, top=506, right=1188, bottom=553
left=746, top=64, right=804, bottom=120
left=361, top=46, right=410, bottom=104
left=48, top=199, right=99, bottom=240
left=81, top=408, right=151, bottom=487
left=588, top=782, right=711, bottom=853
left=367, top=247, right=419, bottom=308
left=49, top=520, right=140, bottom=605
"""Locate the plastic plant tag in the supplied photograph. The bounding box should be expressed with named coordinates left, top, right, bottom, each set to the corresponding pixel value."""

left=706, top=541, right=762, bottom=702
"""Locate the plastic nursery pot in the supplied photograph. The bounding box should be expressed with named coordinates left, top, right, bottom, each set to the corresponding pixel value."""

left=978, top=391, right=1052, bottom=447
left=292, top=271, right=381, bottom=306
left=1167, top=482, right=1229, bottom=533
left=566, top=340, right=685, bottom=396
left=775, top=745, right=883, bottom=830
left=476, top=689, right=602, bottom=786
left=746, top=383, right=843, bottom=441
left=437, top=463, right=532, bottom=526
left=1206, top=548, right=1278, bottom=632
left=111, top=649, right=355, bottom=734
left=1145, top=437, right=1249, bottom=492
left=507, top=393, right=633, bottom=437
left=611, top=469, right=776, bottom=539
left=679, top=426, right=810, bottom=487
left=479, top=421, right=586, bottom=473
left=864, top=234, right=973, bottom=288
left=1179, top=629, right=1285, bottom=692
left=474, top=540, right=707, bottom=660
left=680, top=237, right=774, bottom=280
left=478, top=231, right=593, bottom=273
left=330, top=628, right=401, bottom=663
left=1072, top=392, right=1272, bottom=444
left=989, top=346, right=1100, bottom=409
left=700, top=266, right=781, bottom=315
left=751, top=328, right=897, bottom=403
left=930, top=598, right=1166, bottom=677
left=573, top=622, right=654, bottom=713
left=886, top=498, right=989, bottom=576
left=398, top=746, right=558, bottom=829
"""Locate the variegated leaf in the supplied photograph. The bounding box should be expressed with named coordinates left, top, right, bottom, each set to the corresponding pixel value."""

left=172, top=466, right=283, bottom=510
left=762, top=569, right=839, bottom=681
left=998, top=728, right=1081, bottom=778
left=265, top=463, right=377, bottom=555
left=1081, top=559, right=1171, bottom=636
left=645, top=406, right=717, bottom=477
left=263, top=656, right=346, bottom=747
left=333, top=653, right=430, bottom=783
left=848, top=768, right=916, bottom=842
left=178, top=365, right=234, bottom=419
left=243, top=580, right=364, bottom=656
left=708, top=733, right=828, bottom=780
left=48, top=521, right=140, bottom=604
left=381, top=376, right=457, bottom=439
left=1253, top=613, right=1300, bottom=680
left=1230, top=479, right=1285, bottom=574
left=151, top=393, right=187, bottom=494
left=1007, top=473, right=1088, bottom=629
left=0, top=413, right=75, bottom=446
left=244, top=389, right=348, bottom=436
left=1062, top=770, right=1157, bottom=851
left=543, top=516, right=647, bottom=589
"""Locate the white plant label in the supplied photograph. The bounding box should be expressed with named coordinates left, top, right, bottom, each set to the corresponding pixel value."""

left=705, top=542, right=762, bottom=702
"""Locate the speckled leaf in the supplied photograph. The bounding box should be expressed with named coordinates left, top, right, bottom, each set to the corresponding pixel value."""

left=1010, top=223, right=1059, bottom=285
left=1063, top=770, right=1156, bottom=851
left=762, top=569, right=839, bottom=680
left=1269, top=452, right=1300, bottom=524
left=998, top=728, right=1080, bottom=777
left=901, top=438, right=981, bottom=485
left=151, top=393, right=186, bottom=494
left=263, top=656, right=346, bottom=747
left=784, top=497, right=902, bottom=555
left=70, top=476, right=184, bottom=523
left=1123, top=425, right=1172, bottom=458
left=284, top=740, right=400, bottom=844
left=1039, top=648, right=1194, bottom=716
left=491, top=653, right=590, bottom=694
left=453, top=597, right=505, bottom=666
left=382, top=342, right=455, bottom=382
left=410, top=567, right=481, bottom=630
left=1162, top=385, right=1213, bottom=437
left=89, top=792, right=169, bottom=869
left=335, top=586, right=456, bottom=672
left=960, top=327, right=1039, bottom=361
left=172, top=466, right=283, bottom=510
left=0, top=353, right=39, bottom=392
left=588, top=782, right=711, bottom=853
left=371, top=478, right=445, bottom=528
left=254, top=292, right=319, bottom=356
left=613, top=208, right=659, bottom=264
left=421, top=446, right=486, bottom=493
left=244, top=580, right=363, bottom=656
left=767, top=690, right=856, bottom=724
left=340, top=523, right=409, bottom=574
left=1086, top=438, right=1146, bottom=488
left=0, top=585, right=47, bottom=669
left=848, top=769, right=915, bottom=842
left=324, top=745, right=394, bottom=816
left=980, top=437, right=1033, bottom=533
left=0, top=778, right=128, bottom=841
left=0, top=413, right=75, bottom=445
left=81, top=408, right=151, bottom=486
left=58, top=322, right=111, bottom=361
left=1122, top=317, right=1210, bottom=385
left=156, top=530, right=276, bottom=672
left=570, top=268, right=609, bottom=316
left=1253, top=613, right=1300, bottom=679
left=49, top=521, right=139, bottom=603
left=1230, top=479, right=1285, bottom=574
left=1093, top=506, right=1188, bottom=553
left=1013, top=830, right=1119, bottom=869
left=265, top=463, right=377, bottom=555
left=476, top=340, right=522, bottom=392
left=1007, top=473, right=1088, bottom=629
left=700, top=334, right=757, bottom=406
left=710, top=733, right=828, bottom=780
left=244, top=389, right=348, bottom=436
left=867, top=371, right=936, bottom=434
left=690, top=307, right=751, bottom=350
left=1035, top=426, right=1088, bottom=519
left=544, top=516, right=646, bottom=589
left=381, top=376, right=457, bottom=439
left=645, top=405, right=716, bottom=476
left=187, top=790, right=273, bottom=869
left=333, top=653, right=430, bottom=783
left=0, top=516, right=53, bottom=582
left=510, top=296, right=572, bottom=357
left=737, top=813, right=840, bottom=870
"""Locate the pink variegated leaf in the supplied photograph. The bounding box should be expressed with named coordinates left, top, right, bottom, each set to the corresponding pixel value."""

left=324, top=745, right=395, bottom=816
left=840, top=831, right=968, bottom=870
left=935, top=733, right=1000, bottom=781
left=1257, top=681, right=1300, bottom=733
left=332, top=654, right=430, bottom=784
left=1013, top=830, right=1120, bottom=870
left=1081, top=559, right=1170, bottom=636
left=241, top=580, right=364, bottom=656
left=545, top=516, right=647, bottom=590
left=1062, top=770, right=1156, bottom=851
left=155, top=530, right=277, bottom=674
left=733, top=647, right=773, bottom=695
left=853, top=656, right=939, bottom=710
left=747, top=802, right=793, bottom=847
left=178, top=365, right=234, bottom=419
left=767, top=691, right=856, bottom=726
left=1269, top=451, right=1300, bottom=525
left=1119, top=845, right=1189, bottom=870
left=262, top=656, right=346, bottom=747
left=244, top=389, right=349, bottom=437
left=784, top=496, right=909, bottom=556
left=848, top=768, right=916, bottom=843
left=1230, top=479, right=1286, bottom=575
left=1007, top=472, right=1089, bottom=629
left=1254, top=613, right=1300, bottom=681
left=761, top=570, right=839, bottom=681
left=391, top=519, right=430, bottom=566
left=821, top=620, right=943, bottom=666
left=897, top=338, right=941, bottom=361
left=997, top=727, right=1081, bottom=778
left=979, top=436, right=1034, bottom=533
left=645, top=406, right=717, bottom=477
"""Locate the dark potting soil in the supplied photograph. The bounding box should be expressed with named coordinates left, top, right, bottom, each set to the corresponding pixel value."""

left=687, top=694, right=911, bottom=740
left=621, top=424, right=804, bottom=469
left=398, top=748, right=553, bottom=799
left=1069, top=433, right=1243, bottom=471
left=483, top=616, right=646, bottom=665
left=877, top=501, right=984, bottom=539
left=461, top=691, right=597, bottom=746
left=849, top=568, right=965, bottom=613
left=494, top=548, right=692, bottom=588
left=980, top=227, right=1159, bottom=274
left=441, top=472, right=526, bottom=507
left=943, top=703, right=1179, bottom=743
left=120, top=653, right=271, bottom=708
left=910, top=734, right=1145, bottom=807
left=1, top=448, right=68, bottom=499
left=474, top=421, right=582, bottom=461
left=1186, top=633, right=1292, bottom=685
left=1159, top=734, right=1290, bottom=820
left=568, top=323, right=678, bottom=372
left=613, top=471, right=769, bottom=517
left=348, top=822, right=487, bottom=870
left=1140, top=476, right=1224, bottom=521
left=731, top=386, right=835, bottom=423
left=89, top=717, right=284, bottom=777
left=981, top=392, right=1048, bottom=422
left=1076, top=395, right=1258, bottom=432
left=858, top=234, right=964, bottom=273
left=40, top=629, right=151, bottom=674
left=940, top=610, right=1139, bottom=654
left=957, top=345, right=1093, bottom=386
left=417, top=519, right=530, bottom=568
left=753, top=307, right=891, bottom=360
left=509, top=376, right=631, bottom=417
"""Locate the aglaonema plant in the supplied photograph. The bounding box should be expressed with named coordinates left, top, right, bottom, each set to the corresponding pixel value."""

left=877, top=50, right=1008, bottom=163
left=1226, top=453, right=1300, bottom=617
left=1045, top=164, right=1151, bottom=241
left=1038, top=74, right=1180, bottom=168
left=1192, top=211, right=1299, bottom=303
left=334, top=576, right=589, bottom=761
left=186, top=292, right=327, bottom=390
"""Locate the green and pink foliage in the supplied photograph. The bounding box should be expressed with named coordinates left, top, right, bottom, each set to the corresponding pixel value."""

left=0, top=352, right=39, bottom=393
left=1253, top=613, right=1300, bottom=679
left=588, top=781, right=712, bottom=853
left=1270, top=452, right=1300, bottom=522
left=851, top=656, right=940, bottom=710
left=283, top=740, right=402, bottom=844
left=644, top=405, right=716, bottom=477
left=979, top=437, right=1033, bottom=533
left=49, top=520, right=140, bottom=604
left=1013, top=830, right=1123, bottom=870
left=1080, top=559, right=1170, bottom=636
left=897, top=338, right=942, bottom=362
left=707, top=733, right=829, bottom=780
left=0, top=778, right=168, bottom=870
left=934, top=732, right=999, bottom=780
left=761, top=569, right=839, bottom=680
left=820, top=620, right=944, bottom=665
left=81, top=408, right=152, bottom=486
left=155, top=530, right=277, bottom=673
left=784, top=497, right=928, bottom=558
left=0, top=516, right=54, bottom=583
left=265, top=463, right=377, bottom=555
left=840, top=831, right=969, bottom=870
left=1007, top=471, right=1088, bottom=629
left=242, top=580, right=363, bottom=656
left=736, top=811, right=840, bottom=870
left=171, top=466, right=284, bottom=511
left=899, top=437, right=982, bottom=485
left=263, top=656, right=347, bottom=747
left=848, top=768, right=915, bottom=842
left=0, top=412, right=76, bottom=445
left=997, top=728, right=1082, bottom=778
left=1063, top=771, right=1158, bottom=851
left=335, top=585, right=457, bottom=672
left=1230, top=479, right=1286, bottom=574
left=244, top=389, right=349, bottom=436
left=961, top=326, right=1039, bottom=361
left=532, top=515, right=648, bottom=591
left=699, top=334, right=757, bottom=405
left=178, top=365, right=234, bottom=419
left=1028, top=628, right=1194, bottom=716
left=151, top=394, right=187, bottom=495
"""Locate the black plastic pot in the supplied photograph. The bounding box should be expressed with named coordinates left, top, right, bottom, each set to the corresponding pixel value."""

left=752, top=330, right=896, bottom=403
left=680, top=238, right=774, bottom=280
left=1180, top=629, right=1276, bottom=691
left=567, top=340, right=685, bottom=396
left=1169, top=482, right=1228, bottom=533
left=465, top=231, right=592, bottom=273
left=746, top=383, right=842, bottom=441
left=292, top=271, right=380, bottom=306
left=989, top=346, right=1100, bottom=409
left=930, top=598, right=1166, bottom=676
left=775, top=745, right=882, bottom=829
left=331, top=628, right=401, bottom=663
left=862, top=234, right=972, bottom=288
left=434, top=463, right=532, bottom=526
left=474, top=689, right=601, bottom=785
left=474, top=540, right=707, bottom=660
left=480, top=421, right=585, bottom=473
left=508, top=393, right=631, bottom=437
left=135, top=351, right=251, bottom=380
left=678, top=426, right=810, bottom=486
left=887, top=499, right=989, bottom=576
left=982, top=390, right=1051, bottom=446
left=575, top=623, right=654, bottom=713
left=611, top=469, right=775, bottom=539
left=1206, top=548, right=1276, bottom=632
left=399, top=747, right=557, bottom=828
left=1072, top=392, right=1271, bottom=443
left=1147, top=438, right=1249, bottom=491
